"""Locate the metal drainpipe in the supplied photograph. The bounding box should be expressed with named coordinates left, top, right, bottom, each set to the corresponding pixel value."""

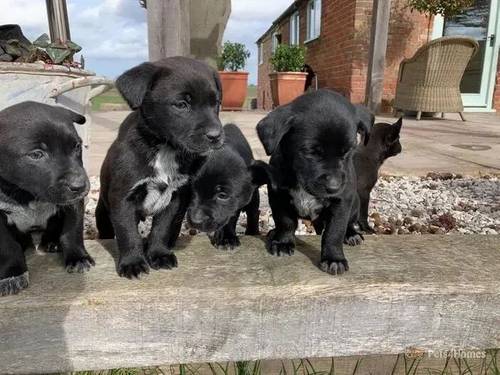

left=46, top=0, right=71, bottom=43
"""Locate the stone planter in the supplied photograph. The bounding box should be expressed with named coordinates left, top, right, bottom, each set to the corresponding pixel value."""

left=219, top=71, right=249, bottom=110
left=269, top=72, right=307, bottom=107
left=0, top=62, right=114, bottom=169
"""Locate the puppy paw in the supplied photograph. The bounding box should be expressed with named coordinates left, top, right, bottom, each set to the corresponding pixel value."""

left=147, top=248, right=178, bottom=270
left=38, top=242, right=60, bottom=253
left=0, top=272, right=29, bottom=296
left=65, top=253, right=95, bottom=273
left=320, top=259, right=349, bottom=275
left=266, top=230, right=295, bottom=256
left=344, top=233, right=364, bottom=246
left=210, top=232, right=241, bottom=251
left=118, top=255, right=150, bottom=279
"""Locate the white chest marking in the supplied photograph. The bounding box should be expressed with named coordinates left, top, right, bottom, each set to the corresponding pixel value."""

left=0, top=200, right=58, bottom=233
left=133, top=147, right=189, bottom=216
left=290, top=187, right=325, bottom=220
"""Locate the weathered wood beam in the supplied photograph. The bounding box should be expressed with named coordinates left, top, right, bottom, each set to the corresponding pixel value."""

left=147, top=0, right=191, bottom=61
left=365, top=0, right=392, bottom=113
left=1, top=235, right=499, bottom=374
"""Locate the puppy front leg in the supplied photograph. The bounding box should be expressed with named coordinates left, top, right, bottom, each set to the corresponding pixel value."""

left=111, top=200, right=148, bottom=278
left=358, top=190, right=374, bottom=234
left=211, top=213, right=241, bottom=250
left=59, top=200, right=95, bottom=273
left=0, top=214, right=29, bottom=296
left=320, top=199, right=350, bottom=275
left=146, top=190, right=189, bottom=270
left=267, top=187, right=298, bottom=256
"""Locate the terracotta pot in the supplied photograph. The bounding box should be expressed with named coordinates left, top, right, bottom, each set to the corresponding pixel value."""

left=219, top=71, right=249, bottom=110
left=269, top=72, right=308, bottom=107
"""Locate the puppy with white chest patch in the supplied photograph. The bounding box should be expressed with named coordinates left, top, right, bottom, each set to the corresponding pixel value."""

left=0, top=102, right=93, bottom=296
left=187, top=124, right=273, bottom=250
left=96, top=57, right=224, bottom=279
left=256, top=89, right=371, bottom=275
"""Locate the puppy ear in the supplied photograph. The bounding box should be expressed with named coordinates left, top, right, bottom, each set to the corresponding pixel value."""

left=54, top=106, right=86, bottom=125
left=386, top=117, right=403, bottom=143
left=249, top=160, right=276, bottom=189
left=115, top=62, right=160, bottom=110
left=256, top=106, right=294, bottom=155
left=355, top=104, right=374, bottom=146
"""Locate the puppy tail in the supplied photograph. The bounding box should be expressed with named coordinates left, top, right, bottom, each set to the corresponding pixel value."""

left=96, top=198, right=115, bottom=239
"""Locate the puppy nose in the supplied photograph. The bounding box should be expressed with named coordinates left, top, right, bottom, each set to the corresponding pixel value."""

left=205, top=128, right=222, bottom=143
left=67, top=176, right=88, bottom=194
left=189, top=209, right=209, bottom=226
left=326, top=177, right=342, bottom=193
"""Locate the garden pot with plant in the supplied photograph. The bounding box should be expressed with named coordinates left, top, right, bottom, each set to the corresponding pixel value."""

left=269, top=44, right=307, bottom=107
left=217, top=41, right=250, bottom=110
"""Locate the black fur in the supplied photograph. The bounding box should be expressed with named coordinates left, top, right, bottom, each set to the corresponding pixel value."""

left=0, top=101, right=93, bottom=296
left=96, top=57, right=224, bottom=279
left=187, top=124, right=272, bottom=250
left=256, top=89, right=372, bottom=275
left=354, top=117, right=403, bottom=233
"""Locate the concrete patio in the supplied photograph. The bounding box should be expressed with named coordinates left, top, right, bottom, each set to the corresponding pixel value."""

left=88, top=110, right=500, bottom=177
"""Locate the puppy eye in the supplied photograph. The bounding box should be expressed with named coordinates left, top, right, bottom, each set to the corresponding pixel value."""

left=216, top=191, right=230, bottom=200
left=173, top=100, right=190, bottom=111
left=27, top=150, right=47, bottom=160
left=74, top=143, right=82, bottom=154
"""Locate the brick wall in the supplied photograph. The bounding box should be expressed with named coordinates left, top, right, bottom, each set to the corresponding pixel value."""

left=257, top=0, right=500, bottom=112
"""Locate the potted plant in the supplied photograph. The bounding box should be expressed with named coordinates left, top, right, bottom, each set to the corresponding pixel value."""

left=217, top=41, right=250, bottom=110
left=269, top=44, right=307, bottom=107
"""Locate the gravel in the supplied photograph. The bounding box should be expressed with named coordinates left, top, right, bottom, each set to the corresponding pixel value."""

left=84, top=173, right=499, bottom=240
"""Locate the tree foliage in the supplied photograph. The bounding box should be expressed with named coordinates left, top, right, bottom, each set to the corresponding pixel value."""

left=270, top=44, right=306, bottom=72
left=217, top=41, right=250, bottom=72
left=407, top=0, right=474, bottom=18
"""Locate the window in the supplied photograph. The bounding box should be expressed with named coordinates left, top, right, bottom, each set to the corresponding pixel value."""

left=307, top=0, right=321, bottom=41
left=289, top=11, right=300, bottom=45
left=258, top=43, right=263, bottom=65
left=272, top=31, right=281, bottom=53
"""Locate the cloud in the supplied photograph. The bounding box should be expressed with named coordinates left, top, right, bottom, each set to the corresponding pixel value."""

left=224, top=0, right=293, bottom=84
left=0, top=0, right=292, bottom=81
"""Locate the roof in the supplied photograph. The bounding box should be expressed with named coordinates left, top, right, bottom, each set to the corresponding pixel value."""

left=255, top=0, right=301, bottom=44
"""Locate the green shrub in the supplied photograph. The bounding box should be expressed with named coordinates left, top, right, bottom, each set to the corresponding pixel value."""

left=270, top=44, right=306, bottom=72
left=407, top=0, right=474, bottom=17
left=217, top=41, right=251, bottom=72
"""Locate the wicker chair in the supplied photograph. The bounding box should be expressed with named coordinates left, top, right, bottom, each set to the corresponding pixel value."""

left=393, top=36, right=479, bottom=121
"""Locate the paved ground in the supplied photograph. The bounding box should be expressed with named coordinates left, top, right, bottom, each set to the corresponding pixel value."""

left=88, top=110, right=500, bottom=177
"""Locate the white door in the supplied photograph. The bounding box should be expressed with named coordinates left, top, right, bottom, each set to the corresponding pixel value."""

left=433, top=0, right=500, bottom=110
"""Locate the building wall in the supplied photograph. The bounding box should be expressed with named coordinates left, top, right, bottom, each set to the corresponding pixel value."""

left=257, top=0, right=499, bottom=112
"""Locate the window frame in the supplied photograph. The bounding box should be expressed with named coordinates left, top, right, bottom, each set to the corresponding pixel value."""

left=306, top=0, right=321, bottom=42
left=289, top=11, right=300, bottom=46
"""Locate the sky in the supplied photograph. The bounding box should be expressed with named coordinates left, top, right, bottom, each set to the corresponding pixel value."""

left=0, top=0, right=293, bottom=84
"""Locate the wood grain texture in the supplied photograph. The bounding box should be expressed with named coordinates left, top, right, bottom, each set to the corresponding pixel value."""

left=0, top=235, right=499, bottom=374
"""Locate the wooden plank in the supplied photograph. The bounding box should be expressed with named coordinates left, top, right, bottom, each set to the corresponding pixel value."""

left=365, top=0, right=391, bottom=112
left=0, top=235, right=499, bottom=374
left=147, top=0, right=191, bottom=61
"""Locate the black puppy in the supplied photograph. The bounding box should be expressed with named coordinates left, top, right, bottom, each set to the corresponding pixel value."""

left=256, top=89, right=371, bottom=275
left=0, top=102, right=93, bottom=296
left=96, top=57, right=224, bottom=279
left=354, top=118, right=403, bottom=233
left=187, top=124, right=272, bottom=250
